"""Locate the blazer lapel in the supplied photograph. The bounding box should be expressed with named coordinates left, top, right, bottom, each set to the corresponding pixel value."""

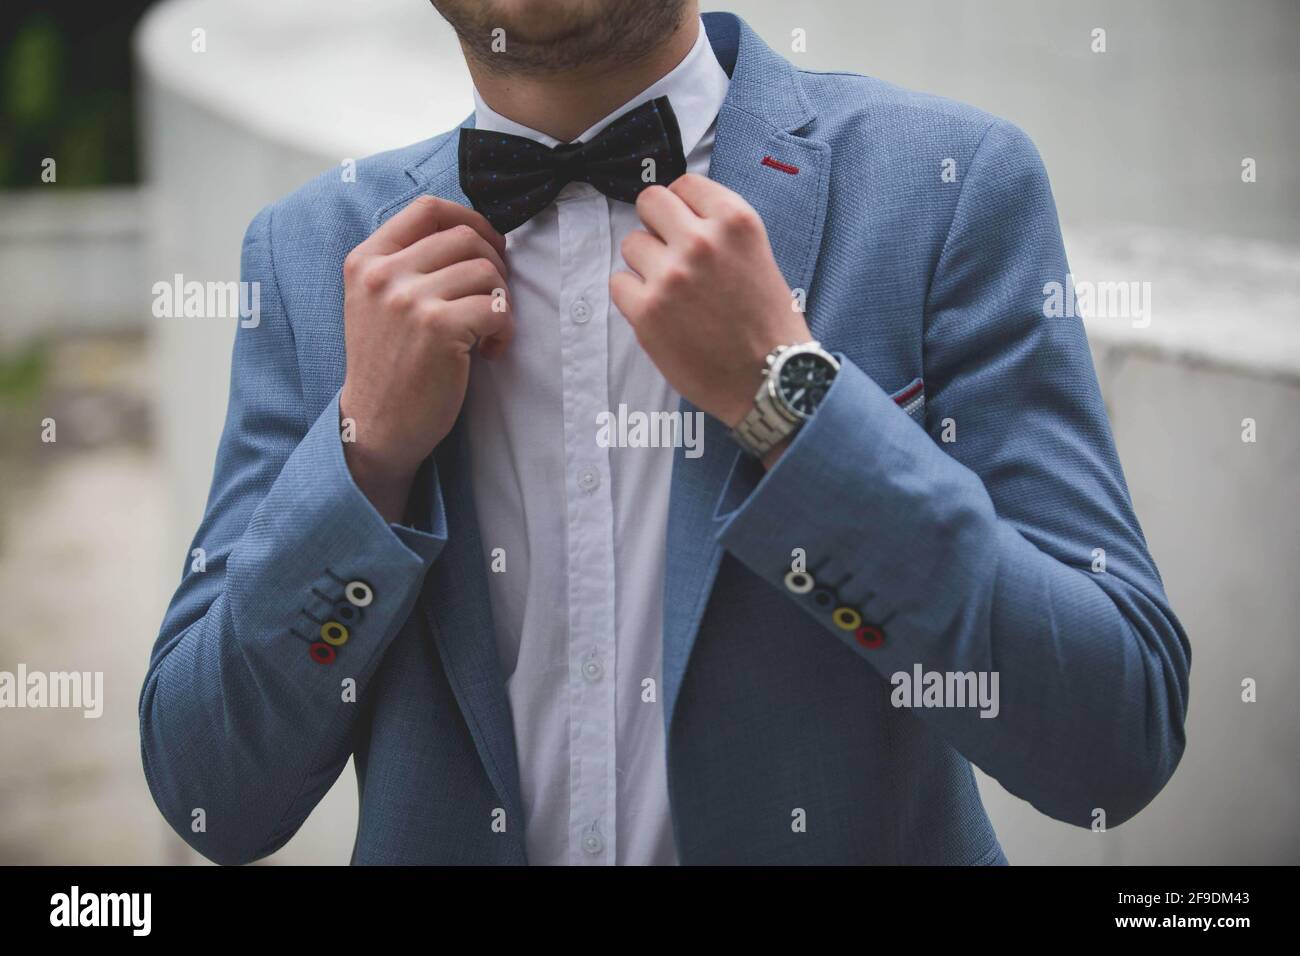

left=372, top=136, right=527, bottom=857
left=663, top=13, right=832, bottom=730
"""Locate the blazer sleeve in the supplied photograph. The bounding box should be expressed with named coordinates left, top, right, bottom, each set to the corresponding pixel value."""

left=138, top=204, right=448, bottom=865
left=712, top=119, right=1191, bottom=829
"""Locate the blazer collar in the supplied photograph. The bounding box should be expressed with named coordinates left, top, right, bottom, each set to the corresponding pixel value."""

left=702, top=10, right=815, bottom=133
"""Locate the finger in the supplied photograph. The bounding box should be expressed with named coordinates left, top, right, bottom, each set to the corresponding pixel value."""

left=610, top=269, right=650, bottom=322
left=425, top=201, right=507, bottom=259
left=421, top=257, right=509, bottom=302
left=634, top=184, right=698, bottom=242
left=399, top=223, right=508, bottom=280
left=440, top=294, right=515, bottom=352
left=619, top=229, right=670, bottom=280
left=361, top=194, right=506, bottom=258
left=478, top=332, right=510, bottom=361
left=667, top=172, right=738, bottom=219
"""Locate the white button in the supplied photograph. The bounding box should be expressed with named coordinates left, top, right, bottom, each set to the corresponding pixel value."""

left=582, top=658, right=604, bottom=682
left=582, top=830, right=604, bottom=855
left=344, top=580, right=374, bottom=607
left=783, top=571, right=814, bottom=594
left=570, top=298, right=591, bottom=324
left=577, top=466, right=600, bottom=492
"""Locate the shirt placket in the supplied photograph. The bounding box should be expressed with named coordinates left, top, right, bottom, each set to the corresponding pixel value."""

left=556, top=186, right=618, bottom=865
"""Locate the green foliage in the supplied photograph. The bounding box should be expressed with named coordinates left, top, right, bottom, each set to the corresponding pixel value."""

left=5, top=13, right=61, bottom=125
left=0, top=338, right=51, bottom=406
left=0, top=2, right=155, bottom=189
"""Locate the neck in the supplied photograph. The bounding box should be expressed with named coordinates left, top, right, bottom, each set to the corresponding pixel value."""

left=464, top=14, right=700, bottom=142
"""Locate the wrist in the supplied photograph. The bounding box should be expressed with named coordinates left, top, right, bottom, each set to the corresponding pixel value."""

left=337, top=404, right=418, bottom=525
left=720, top=333, right=807, bottom=428
left=760, top=437, right=790, bottom=471
left=343, top=443, right=417, bottom=525
left=729, top=340, right=838, bottom=459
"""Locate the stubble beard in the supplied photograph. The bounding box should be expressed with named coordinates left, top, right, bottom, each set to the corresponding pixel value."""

left=432, top=0, right=691, bottom=77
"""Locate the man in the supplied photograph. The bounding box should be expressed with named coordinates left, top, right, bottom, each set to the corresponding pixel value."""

left=140, top=3, right=1190, bottom=865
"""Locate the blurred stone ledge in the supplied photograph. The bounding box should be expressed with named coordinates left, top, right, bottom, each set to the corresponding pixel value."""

left=1069, top=224, right=1300, bottom=385
left=0, top=188, right=144, bottom=345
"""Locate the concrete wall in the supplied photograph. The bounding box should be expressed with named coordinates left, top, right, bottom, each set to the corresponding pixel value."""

left=134, top=0, right=1300, bottom=864
left=738, top=0, right=1300, bottom=245
left=980, top=351, right=1300, bottom=864
left=0, top=189, right=144, bottom=343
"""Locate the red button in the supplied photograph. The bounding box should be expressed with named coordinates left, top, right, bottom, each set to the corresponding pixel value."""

left=309, top=642, right=337, bottom=665
left=854, top=625, right=885, bottom=650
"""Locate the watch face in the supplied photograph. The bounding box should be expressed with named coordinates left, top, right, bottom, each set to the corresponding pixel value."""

left=777, top=352, right=836, bottom=418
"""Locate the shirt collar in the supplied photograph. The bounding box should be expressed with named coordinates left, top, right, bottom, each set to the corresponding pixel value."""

left=471, top=16, right=730, bottom=156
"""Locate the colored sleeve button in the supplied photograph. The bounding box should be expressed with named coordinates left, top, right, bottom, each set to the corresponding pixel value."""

left=320, top=621, right=350, bottom=646
left=854, top=624, right=886, bottom=650
left=832, top=606, right=863, bottom=631
left=783, top=570, right=815, bottom=594
left=309, top=643, right=337, bottom=665
left=344, top=580, right=374, bottom=607
left=334, top=602, right=362, bottom=625
left=811, top=588, right=837, bottom=610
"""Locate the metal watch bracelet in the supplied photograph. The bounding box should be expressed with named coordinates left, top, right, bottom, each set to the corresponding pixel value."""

left=731, top=342, right=836, bottom=457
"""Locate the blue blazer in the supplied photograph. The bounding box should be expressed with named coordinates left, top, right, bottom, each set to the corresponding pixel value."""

left=140, top=11, right=1190, bottom=865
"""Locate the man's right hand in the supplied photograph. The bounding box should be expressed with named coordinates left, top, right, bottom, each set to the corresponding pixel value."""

left=338, top=195, right=512, bottom=523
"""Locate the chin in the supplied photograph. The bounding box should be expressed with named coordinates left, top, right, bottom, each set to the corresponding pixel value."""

left=483, top=0, right=602, bottom=44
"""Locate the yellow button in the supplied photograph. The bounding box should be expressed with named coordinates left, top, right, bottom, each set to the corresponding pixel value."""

left=320, top=621, right=350, bottom=646
left=832, top=607, right=862, bottom=631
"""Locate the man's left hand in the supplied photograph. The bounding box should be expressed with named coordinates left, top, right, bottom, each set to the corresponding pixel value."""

left=611, top=173, right=811, bottom=430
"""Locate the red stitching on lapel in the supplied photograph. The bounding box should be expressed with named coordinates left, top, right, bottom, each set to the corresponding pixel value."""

left=760, top=155, right=800, bottom=175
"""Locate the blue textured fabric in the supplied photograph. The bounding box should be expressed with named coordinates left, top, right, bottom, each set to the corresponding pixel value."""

left=139, top=11, right=1189, bottom=865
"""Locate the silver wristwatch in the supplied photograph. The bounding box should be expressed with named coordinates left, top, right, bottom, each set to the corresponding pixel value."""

left=731, top=341, right=840, bottom=457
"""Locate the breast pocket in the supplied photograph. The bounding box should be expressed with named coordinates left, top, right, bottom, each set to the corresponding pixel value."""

left=889, top=377, right=925, bottom=424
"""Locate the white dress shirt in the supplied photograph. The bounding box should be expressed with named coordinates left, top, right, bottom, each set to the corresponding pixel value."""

left=464, top=20, right=730, bottom=865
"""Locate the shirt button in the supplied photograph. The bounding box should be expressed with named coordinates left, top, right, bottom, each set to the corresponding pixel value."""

left=582, top=658, right=604, bottom=682
left=577, top=466, right=601, bottom=492
left=570, top=297, right=592, bottom=324
left=582, top=830, right=604, bottom=855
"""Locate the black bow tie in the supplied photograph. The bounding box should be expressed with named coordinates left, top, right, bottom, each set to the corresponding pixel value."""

left=458, top=96, right=687, bottom=234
